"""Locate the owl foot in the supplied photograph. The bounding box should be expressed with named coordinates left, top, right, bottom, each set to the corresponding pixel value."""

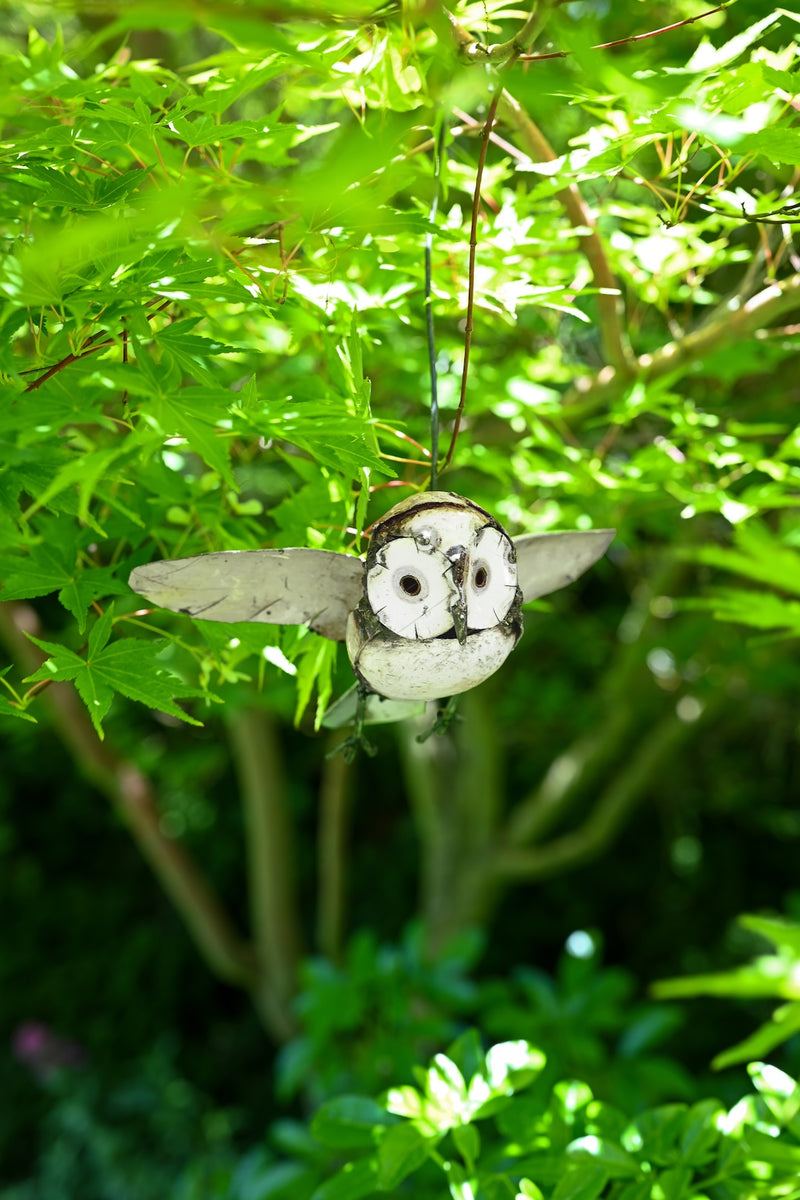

left=327, top=685, right=378, bottom=762
left=331, top=729, right=378, bottom=764
left=416, top=695, right=462, bottom=743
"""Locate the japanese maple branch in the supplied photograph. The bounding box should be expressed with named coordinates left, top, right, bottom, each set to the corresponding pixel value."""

left=22, top=299, right=171, bottom=393
left=0, top=602, right=258, bottom=992
left=23, top=334, right=116, bottom=392
left=563, top=272, right=800, bottom=416
left=504, top=559, right=689, bottom=848
left=490, top=703, right=716, bottom=881
left=227, top=708, right=303, bottom=1040
left=435, top=3, right=632, bottom=378
left=397, top=690, right=504, bottom=950
left=398, top=706, right=466, bottom=943
left=497, top=91, right=634, bottom=374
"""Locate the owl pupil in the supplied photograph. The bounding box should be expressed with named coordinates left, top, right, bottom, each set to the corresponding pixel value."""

left=400, top=574, right=422, bottom=597
left=474, top=566, right=488, bottom=589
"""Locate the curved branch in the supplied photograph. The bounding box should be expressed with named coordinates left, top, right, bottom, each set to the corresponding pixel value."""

left=518, top=5, right=733, bottom=61
left=0, top=601, right=258, bottom=989
left=491, top=696, right=718, bottom=881
left=443, top=87, right=503, bottom=471
left=497, top=91, right=634, bottom=374
left=504, top=558, right=690, bottom=847
left=435, top=2, right=632, bottom=375
left=454, top=0, right=561, bottom=63
left=563, top=272, right=800, bottom=416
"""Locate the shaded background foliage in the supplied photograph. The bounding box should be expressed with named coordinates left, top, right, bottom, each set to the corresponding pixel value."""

left=2, top=0, right=800, bottom=1193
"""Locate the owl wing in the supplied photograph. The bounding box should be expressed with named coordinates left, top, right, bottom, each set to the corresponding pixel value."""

left=129, top=548, right=364, bottom=642
left=321, top=684, right=426, bottom=729
left=513, top=529, right=614, bottom=602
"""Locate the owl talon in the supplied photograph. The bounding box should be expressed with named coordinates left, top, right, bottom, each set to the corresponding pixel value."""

left=330, top=729, right=378, bottom=763
left=328, top=729, right=379, bottom=758
left=327, top=684, right=378, bottom=761
left=416, top=695, right=461, bottom=742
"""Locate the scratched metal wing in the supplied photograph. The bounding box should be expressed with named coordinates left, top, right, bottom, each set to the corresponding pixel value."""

left=129, top=549, right=364, bottom=642
left=321, top=684, right=426, bottom=729
left=513, top=530, right=615, bottom=602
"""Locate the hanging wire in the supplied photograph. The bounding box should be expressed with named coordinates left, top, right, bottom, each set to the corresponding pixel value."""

left=442, top=82, right=502, bottom=473
left=425, top=117, right=447, bottom=490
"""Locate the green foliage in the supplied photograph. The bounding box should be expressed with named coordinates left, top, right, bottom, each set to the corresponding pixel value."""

left=277, top=926, right=481, bottom=1104
left=681, top=521, right=800, bottom=638
left=25, top=604, right=210, bottom=738
left=478, top=933, right=694, bottom=1112
left=1, top=1040, right=242, bottom=1200
left=11, top=1025, right=800, bottom=1200
left=276, top=928, right=695, bottom=1116
left=5, top=1, right=800, bottom=1193
left=310, top=1035, right=800, bottom=1200
left=2, top=2, right=800, bottom=733
left=6, top=924, right=800, bottom=1199
left=654, top=914, right=800, bottom=1070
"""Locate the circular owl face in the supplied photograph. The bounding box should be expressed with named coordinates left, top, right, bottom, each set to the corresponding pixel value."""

left=365, top=493, right=518, bottom=641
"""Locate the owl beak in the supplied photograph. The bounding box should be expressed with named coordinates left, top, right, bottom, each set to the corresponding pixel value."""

left=446, top=545, right=469, bottom=646
left=452, top=601, right=468, bottom=646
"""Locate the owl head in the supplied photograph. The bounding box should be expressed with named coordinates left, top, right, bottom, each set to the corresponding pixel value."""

left=346, top=492, right=523, bottom=702
left=364, top=491, right=520, bottom=644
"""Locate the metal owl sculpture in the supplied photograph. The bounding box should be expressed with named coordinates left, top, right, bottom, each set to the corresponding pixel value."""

left=129, top=491, right=613, bottom=739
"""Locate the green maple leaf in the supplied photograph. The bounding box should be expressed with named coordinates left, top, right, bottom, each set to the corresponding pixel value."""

left=24, top=606, right=212, bottom=738
left=1, top=542, right=129, bottom=632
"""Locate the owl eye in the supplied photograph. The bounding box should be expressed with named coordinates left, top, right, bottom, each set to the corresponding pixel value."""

left=367, top=538, right=454, bottom=639
left=399, top=574, right=422, bottom=597
left=466, top=527, right=518, bottom=630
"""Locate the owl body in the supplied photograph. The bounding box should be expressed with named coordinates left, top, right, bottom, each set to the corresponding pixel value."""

left=128, top=490, right=614, bottom=718
left=346, top=599, right=522, bottom=701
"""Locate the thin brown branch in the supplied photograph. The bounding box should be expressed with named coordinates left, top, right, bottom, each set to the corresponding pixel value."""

left=0, top=601, right=258, bottom=988
left=563, top=272, right=800, bottom=416
left=518, top=4, right=732, bottom=61
left=22, top=299, right=172, bottom=393
left=23, top=337, right=115, bottom=392
left=227, top=707, right=303, bottom=1041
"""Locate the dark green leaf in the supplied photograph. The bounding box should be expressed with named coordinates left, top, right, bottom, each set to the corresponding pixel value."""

left=551, top=1162, right=608, bottom=1200
left=377, top=1124, right=432, bottom=1189
left=310, top=1095, right=395, bottom=1149
left=310, top=1158, right=379, bottom=1200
